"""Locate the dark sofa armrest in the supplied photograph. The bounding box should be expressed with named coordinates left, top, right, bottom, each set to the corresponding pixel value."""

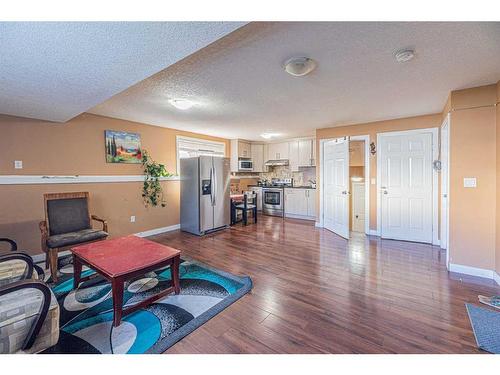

left=0, top=279, right=51, bottom=351
left=91, top=215, right=108, bottom=232
left=0, top=238, right=17, bottom=252
left=0, top=252, right=34, bottom=280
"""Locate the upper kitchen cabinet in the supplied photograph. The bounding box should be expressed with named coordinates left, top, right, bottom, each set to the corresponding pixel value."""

left=267, top=142, right=289, bottom=160
left=251, top=143, right=265, bottom=172
left=289, top=138, right=316, bottom=170
left=230, top=139, right=252, bottom=172
left=298, top=139, right=314, bottom=167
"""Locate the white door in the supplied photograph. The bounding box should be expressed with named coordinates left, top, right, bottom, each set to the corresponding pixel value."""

left=441, top=116, right=450, bottom=260
left=352, top=182, right=365, bottom=232
left=379, top=131, right=433, bottom=243
left=323, top=138, right=350, bottom=239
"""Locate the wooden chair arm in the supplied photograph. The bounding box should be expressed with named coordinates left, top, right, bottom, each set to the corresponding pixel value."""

left=39, top=221, right=48, bottom=253
left=91, top=215, right=108, bottom=232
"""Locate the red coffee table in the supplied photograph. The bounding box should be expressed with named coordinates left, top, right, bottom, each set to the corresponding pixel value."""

left=71, top=235, right=181, bottom=327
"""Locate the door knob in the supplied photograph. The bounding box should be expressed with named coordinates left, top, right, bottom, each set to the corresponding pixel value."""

left=383, top=190, right=388, bottom=195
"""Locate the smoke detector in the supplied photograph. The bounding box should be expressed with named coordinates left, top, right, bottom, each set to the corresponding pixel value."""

left=283, top=57, right=317, bottom=76
left=394, top=49, right=415, bottom=63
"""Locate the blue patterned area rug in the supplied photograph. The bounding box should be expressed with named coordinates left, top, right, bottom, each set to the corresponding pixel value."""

left=41, top=257, right=252, bottom=354
left=466, top=303, right=500, bottom=354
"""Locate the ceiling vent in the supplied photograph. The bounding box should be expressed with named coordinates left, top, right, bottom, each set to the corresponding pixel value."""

left=283, top=57, right=317, bottom=77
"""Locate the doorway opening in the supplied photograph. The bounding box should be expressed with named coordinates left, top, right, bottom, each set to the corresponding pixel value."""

left=349, top=139, right=367, bottom=234
left=319, top=135, right=370, bottom=239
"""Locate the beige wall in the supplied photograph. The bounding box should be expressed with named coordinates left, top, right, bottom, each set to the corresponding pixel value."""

left=497, top=81, right=500, bottom=274
left=0, top=113, right=229, bottom=255
left=316, top=114, right=442, bottom=230
left=448, top=86, right=497, bottom=269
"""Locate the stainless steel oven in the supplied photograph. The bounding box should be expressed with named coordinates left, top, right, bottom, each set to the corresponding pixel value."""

left=262, top=187, right=284, bottom=217
left=238, top=158, right=253, bottom=171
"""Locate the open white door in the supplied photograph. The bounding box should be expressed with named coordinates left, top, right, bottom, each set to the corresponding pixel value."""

left=441, top=115, right=450, bottom=265
left=379, top=131, right=433, bottom=243
left=323, top=138, right=350, bottom=239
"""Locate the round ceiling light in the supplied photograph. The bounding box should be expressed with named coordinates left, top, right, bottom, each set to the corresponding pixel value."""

left=283, top=57, right=317, bottom=77
left=394, top=49, right=415, bottom=63
left=168, top=99, right=194, bottom=110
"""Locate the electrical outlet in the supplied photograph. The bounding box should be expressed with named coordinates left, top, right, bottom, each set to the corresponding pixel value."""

left=130, top=216, right=136, bottom=223
left=14, top=160, right=23, bottom=169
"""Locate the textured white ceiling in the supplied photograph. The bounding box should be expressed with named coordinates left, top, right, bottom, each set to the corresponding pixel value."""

left=0, top=22, right=246, bottom=122
left=90, top=22, right=500, bottom=141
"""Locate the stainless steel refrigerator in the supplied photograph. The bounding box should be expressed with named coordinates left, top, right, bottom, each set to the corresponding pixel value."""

left=180, top=156, right=230, bottom=235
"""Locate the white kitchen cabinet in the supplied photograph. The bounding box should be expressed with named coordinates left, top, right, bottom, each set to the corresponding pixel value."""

left=284, top=188, right=316, bottom=220
left=250, top=186, right=263, bottom=211
left=230, top=139, right=252, bottom=172
left=298, top=139, right=314, bottom=167
left=312, top=139, right=316, bottom=166
left=306, top=188, right=316, bottom=217
left=251, top=143, right=264, bottom=172
left=268, top=142, right=289, bottom=160
left=239, top=141, right=251, bottom=158
left=288, top=140, right=300, bottom=171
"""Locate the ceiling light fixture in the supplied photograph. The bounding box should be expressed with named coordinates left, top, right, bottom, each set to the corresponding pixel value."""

left=394, top=49, right=415, bottom=63
left=283, top=57, right=317, bottom=77
left=168, top=99, right=194, bottom=110
left=261, top=133, right=280, bottom=139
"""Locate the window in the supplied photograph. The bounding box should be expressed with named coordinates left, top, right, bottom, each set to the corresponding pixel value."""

left=176, top=136, right=226, bottom=173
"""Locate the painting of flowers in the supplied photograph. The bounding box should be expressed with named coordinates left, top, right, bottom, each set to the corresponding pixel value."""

left=105, top=130, right=142, bottom=163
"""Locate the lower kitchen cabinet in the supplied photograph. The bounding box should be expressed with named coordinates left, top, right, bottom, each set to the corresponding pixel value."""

left=284, top=188, right=316, bottom=220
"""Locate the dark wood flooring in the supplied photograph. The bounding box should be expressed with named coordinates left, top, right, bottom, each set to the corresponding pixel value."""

left=150, top=214, right=499, bottom=354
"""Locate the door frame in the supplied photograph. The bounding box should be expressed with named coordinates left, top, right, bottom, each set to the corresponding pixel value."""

left=440, top=114, right=451, bottom=268
left=349, top=135, right=370, bottom=235
left=319, top=135, right=370, bottom=235
left=376, top=127, right=440, bottom=245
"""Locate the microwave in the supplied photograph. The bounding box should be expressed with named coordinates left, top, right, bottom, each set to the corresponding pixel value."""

left=238, top=158, right=253, bottom=171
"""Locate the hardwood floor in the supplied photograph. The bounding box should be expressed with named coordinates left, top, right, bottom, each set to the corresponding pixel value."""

left=150, top=214, right=499, bottom=354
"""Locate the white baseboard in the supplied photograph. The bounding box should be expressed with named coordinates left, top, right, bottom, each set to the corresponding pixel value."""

left=30, top=224, right=181, bottom=263
left=449, top=263, right=500, bottom=285
left=494, top=271, right=500, bottom=286
left=315, top=222, right=323, bottom=228
left=134, top=224, right=181, bottom=238
left=369, top=230, right=380, bottom=236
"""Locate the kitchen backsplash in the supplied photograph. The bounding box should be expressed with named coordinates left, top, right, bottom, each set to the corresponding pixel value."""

left=260, top=166, right=316, bottom=186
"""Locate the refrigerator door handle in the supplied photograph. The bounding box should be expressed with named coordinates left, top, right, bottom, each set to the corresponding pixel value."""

left=212, top=164, right=217, bottom=206
left=209, top=167, right=214, bottom=206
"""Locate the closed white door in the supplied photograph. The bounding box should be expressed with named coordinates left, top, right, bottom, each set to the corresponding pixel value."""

left=441, top=116, right=450, bottom=257
left=323, top=138, right=350, bottom=239
left=379, top=131, right=433, bottom=243
left=352, top=182, right=365, bottom=232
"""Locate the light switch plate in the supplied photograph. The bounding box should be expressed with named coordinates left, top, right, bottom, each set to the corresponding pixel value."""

left=130, top=216, right=136, bottom=223
left=463, top=177, right=477, bottom=188
left=371, top=178, right=376, bottom=185
left=14, top=160, right=23, bottom=169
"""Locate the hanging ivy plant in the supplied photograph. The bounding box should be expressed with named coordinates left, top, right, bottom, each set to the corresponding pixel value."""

left=141, top=150, right=174, bottom=207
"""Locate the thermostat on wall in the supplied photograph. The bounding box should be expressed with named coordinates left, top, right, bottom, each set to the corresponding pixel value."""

left=463, top=177, right=477, bottom=188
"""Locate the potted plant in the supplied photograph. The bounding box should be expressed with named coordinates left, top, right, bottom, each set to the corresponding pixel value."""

left=141, top=150, right=174, bottom=207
